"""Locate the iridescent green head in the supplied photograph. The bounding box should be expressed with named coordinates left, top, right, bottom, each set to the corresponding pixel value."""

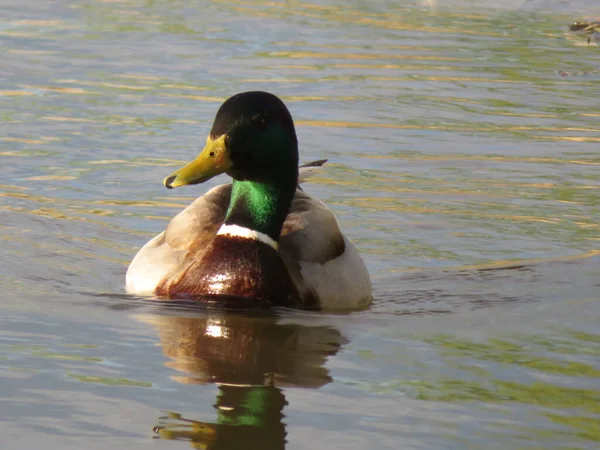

left=164, top=92, right=301, bottom=241
left=164, top=91, right=299, bottom=189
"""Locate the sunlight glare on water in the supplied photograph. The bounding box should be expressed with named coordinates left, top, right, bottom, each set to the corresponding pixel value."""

left=1, top=0, right=599, bottom=449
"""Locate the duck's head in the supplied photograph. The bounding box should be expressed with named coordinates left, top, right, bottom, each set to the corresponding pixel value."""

left=164, top=91, right=299, bottom=189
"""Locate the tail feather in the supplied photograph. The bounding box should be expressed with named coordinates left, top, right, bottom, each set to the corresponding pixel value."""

left=300, top=159, right=328, bottom=168
left=298, top=159, right=328, bottom=185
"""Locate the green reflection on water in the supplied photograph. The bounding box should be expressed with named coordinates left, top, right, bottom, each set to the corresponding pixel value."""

left=155, top=386, right=287, bottom=449
left=526, top=333, right=600, bottom=358
left=67, top=372, right=152, bottom=387
left=407, top=379, right=598, bottom=410
left=427, top=335, right=600, bottom=377
left=350, top=330, right=600, bottom=444
left=417, top=333, right=600, bottom=443
left=545, top=413, right=600, bottom=442
left=30, top=351, right=102, bottom=362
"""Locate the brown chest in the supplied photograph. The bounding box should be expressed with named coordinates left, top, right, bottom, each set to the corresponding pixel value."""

left=157, top=236, right=302, bottom=309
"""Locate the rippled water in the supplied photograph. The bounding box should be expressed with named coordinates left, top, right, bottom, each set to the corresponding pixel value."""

left=1, top=0, right=599, bottom=449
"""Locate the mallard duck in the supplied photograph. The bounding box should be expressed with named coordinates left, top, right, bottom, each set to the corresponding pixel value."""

left=126, top=91, right=372, bottom=310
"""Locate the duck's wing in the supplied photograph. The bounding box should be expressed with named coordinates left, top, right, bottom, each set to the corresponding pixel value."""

left=280, top=190, right=345, bottom=263
left=279, top=190, right=372, bottom=310
left=125, top=184, right=231, bottom=295
left=162, top=183, right=231, bottom=254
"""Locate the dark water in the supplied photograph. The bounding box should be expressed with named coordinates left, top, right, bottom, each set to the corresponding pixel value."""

left=1, top=0, right=599, bottom=448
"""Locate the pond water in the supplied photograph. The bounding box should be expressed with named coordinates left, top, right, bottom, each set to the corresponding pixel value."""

left=1, top=0, right=599, bottom=449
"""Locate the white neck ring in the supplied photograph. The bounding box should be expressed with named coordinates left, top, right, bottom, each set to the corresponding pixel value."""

left=217, top=224, right=279, bottom=251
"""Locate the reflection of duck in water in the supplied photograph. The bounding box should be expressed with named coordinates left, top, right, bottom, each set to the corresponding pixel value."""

left=569, top=21, right=599, bottom=44
left=136, top=312, right=346, bottom=449
left=154, top=386, right=286, bottom=450
left=126, top=91, right=371, bottom=311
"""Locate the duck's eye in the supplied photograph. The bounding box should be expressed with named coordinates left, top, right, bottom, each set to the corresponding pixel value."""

left=252, top=115, right=267, bottom=129
left=209, top=151, right=216, bottom=158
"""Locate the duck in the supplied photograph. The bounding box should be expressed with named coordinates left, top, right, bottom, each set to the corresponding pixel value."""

left=569, top=21, right=600, bottom=44
left=126, top=91, right=372, bottom=310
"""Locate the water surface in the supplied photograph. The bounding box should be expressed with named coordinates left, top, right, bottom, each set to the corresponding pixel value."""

left=1, top=0, right=599, bottom=449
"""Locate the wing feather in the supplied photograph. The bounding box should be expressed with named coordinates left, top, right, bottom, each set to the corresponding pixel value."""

left=280, top=190, right=345, bottom=264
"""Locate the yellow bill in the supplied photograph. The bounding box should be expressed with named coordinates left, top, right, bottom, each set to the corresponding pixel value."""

left=164, top=135, right=231, bottom=189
